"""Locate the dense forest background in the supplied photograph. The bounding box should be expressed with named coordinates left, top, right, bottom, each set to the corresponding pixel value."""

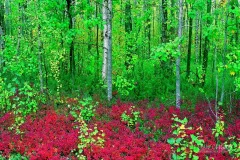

left=0, top=0, right=240, bottom=159
left=0, top=0, right=240, bottom=110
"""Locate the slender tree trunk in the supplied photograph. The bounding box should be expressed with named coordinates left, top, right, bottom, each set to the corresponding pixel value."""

left=43, top=51, right=48, bottom=91
left=124, top=0, right=133, bottom=69
left=16, top=26, right=21, bottom=55
left=16, top=3, right=24, bottom=55
left=176, top=0, right=183, bottom=109
left=195, top=12, right=200, bottom=84
left=202, top=0, right=212, bottom=87
left=199, top=14, right=202, bottom=64
left=143, top=0, right=151, bottom=57
left=161, top=0, right=168, bottom=43
left=95, top=2, right=100, bottom=81
left=4, top=0, right=10, bottom=35
left=66, top=0, right=75, bottom=77
left=103, top=0, right=112, bottom=100
left=214, top=46, right=218, bottom=120
left=102, top=0, right=108, bottom=80
left=169, top=0, right=176, bottom=38
left=0, top=1, right=4, bottom=71
left=87, top=0, right=92, bottom=52
left=220, top=2, right=229, bottom=104
left=235, top=0, right=239, bottom=43
left=186, top=8, right=193, bottom=79
left=107, top=0, right=112, bottom=101
left=38, top=25, right=44, bottom=93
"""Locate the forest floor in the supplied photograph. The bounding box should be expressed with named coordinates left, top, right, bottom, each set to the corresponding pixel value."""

left=0, top=99, right=239, bottom=160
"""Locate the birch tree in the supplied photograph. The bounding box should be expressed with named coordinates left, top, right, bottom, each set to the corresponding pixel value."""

left=103, top=0, right=112, bottom=101
left=176, top=0, right=183, bottom=108
left=102, top=0, right=108, bottom=80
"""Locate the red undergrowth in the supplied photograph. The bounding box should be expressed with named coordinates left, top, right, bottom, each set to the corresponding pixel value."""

left=0, top=100, right=239, bottom=159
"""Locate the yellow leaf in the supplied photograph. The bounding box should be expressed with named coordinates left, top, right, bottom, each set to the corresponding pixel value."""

left=230, top=71, right=235, bottom=76
left=180, top=124, right=185, bottom=130
left=181, top=134, right=187, bottom=138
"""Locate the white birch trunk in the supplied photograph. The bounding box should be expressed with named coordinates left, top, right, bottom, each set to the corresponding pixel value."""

left=102, top=0, right=108, bottom=80
left=176, top=0, right=183, bottom=109
left=107, top=0, right=112, bottom=101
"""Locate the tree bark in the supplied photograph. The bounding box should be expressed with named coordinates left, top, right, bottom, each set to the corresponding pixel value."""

left=202, top=0, right=212, bottom=87
left=103, top=0, right=112, bottom=101
left=95, top=2, right=100, bottom=81
left=124, top=0, right=133, bottom=69
left=66, top=0, right=75, bottom=77
left=38, top=25, right=44, bottom=93
left=186, top=9, right=193, bottom=79
left=87, top=0, right=92, bottom=52
left=220, top=1, right=229, bottom=104
left=176, top=0, right=183, bottom=109
left=102, top=0, right=108, bottom=80
left=143, top=0, right=151, bottom=57
left=161, top=0, right=168, bottom=43
left=0, top=1, right=4, bottom=71
left=107, top=0, right=112, bottom=101
left=195, top=12, right=200, bottom=84
left=4, top=0, right=10, bottom=35
left=234, top=0, right=239, bottom=43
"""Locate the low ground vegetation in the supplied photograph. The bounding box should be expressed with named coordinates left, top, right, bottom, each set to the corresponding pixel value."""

left=0, top=99, right=239, bottom=160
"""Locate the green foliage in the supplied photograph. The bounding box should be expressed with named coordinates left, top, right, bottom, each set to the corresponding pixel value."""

left=168, top=115, right=204, bottom=160
left=79, top=97, right=98, bottom=121
left=151, top=38, right=180, bottom=62
left=0, top=153, right=28, bottom=160
left=14, top=83, right=38, bottom=116
left=0, top=78, right=15, bottom=113
left=72, top=111, right=105, bottom=160
left=226, top=47, right=240, bottom=89
left=224, top=136, right=240, bottom=158
left=114, top=75, right=136, bottom=98
left=212, top=116, right=225, bottom=143
left=121, top=106, right=141, bottom=129
left=70, top=97, right=98, bottom=122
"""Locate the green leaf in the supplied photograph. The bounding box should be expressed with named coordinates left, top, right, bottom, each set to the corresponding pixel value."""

left=193, top=155, right=199, bottom=160
left=172, top=153, right=177, bottom=160
left=167, top=138, right=175, bottom=145
left=176, top=138, right=183, bottom=143
left=193, top=146, right=200, bottom=153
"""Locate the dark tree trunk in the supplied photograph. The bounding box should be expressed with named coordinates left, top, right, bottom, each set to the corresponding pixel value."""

left=186, top=15, right=193, bottom=78
left=202, top=0, right=211, bottom=87
left=124, top=0, right=133, bottom=69
left=0, top=1, right=5, bottom=70
left=161, top=0, right=168, bottom=43
left=66, top=0, right=75, bottom=76
left=87, top=0, right=92, bottom=52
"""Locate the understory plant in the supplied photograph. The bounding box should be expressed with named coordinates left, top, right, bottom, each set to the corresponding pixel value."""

left=212, top=116, right=240, bottom=158
left=0, top=78, right=14, bottom=113
left=212, top=115, right=225, bottom=146
left=71, top=109, right=105, bottom=160
left=69, top=97, right=98, bottom=122
left=121, top=106, right=141, bottom=129
left=224, top=136, right=240, bottom=158
left=167, top=114, right=204, bottom=160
